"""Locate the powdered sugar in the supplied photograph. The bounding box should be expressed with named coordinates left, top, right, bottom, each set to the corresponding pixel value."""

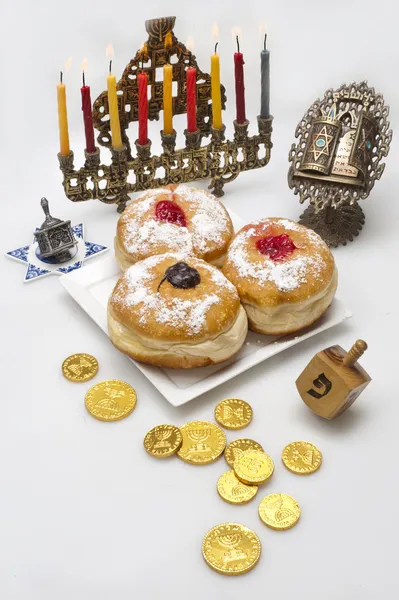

left=228, top=221, right=326, bottom=292
left=154, top=294, right=220, bottom=334
left=113, top=254, right=225, bottom=336
left=127, top=219, right=193, bottom=256
left=120, top=185, right=231, bottom=257
left=209, top=264, right=237, bottom=291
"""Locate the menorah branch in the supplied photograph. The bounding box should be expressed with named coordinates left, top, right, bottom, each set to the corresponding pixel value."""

left=58, top=116, right=273, bottom=210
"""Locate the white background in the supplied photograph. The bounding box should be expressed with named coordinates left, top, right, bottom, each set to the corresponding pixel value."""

left=1, top=1, right=398, bottom=598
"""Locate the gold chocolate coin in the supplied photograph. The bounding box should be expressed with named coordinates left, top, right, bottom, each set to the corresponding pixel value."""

left=282, top=441, right=322, bottom=475
left=85, top=380, right=137, bottom=422
left=258, top=493, right=301, bottom=530
left=177, top=420, right=226, bottom=465
left=62, top=353, right=98, bottom=382
left=202, top=522, right=261, bottom=576
left=224, top=438, right=264, bottom=468
left=144, top=425, right=182, bottom=458
left=217, top=470, right=258, bottom=505
left=234, top=450, right=274, bottom=485
left=214, top=398, right=253, bottom=430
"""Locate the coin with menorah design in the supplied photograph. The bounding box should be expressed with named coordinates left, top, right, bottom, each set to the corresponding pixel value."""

left=234, top=450, right=274, bottom=485
left=202, top=522, right=261, bottom=575
left=224, top=439, right=264, bottom=468
left=282, top=441, right=322, bottom=475
left=144, top=424, right=182, bottom=458
left=177, top=420, right=226, bottom=465
left=214, top=399, right=253, bottom=430
left=258, top=493, right=301, bottom=530
left=85, top=380, right=137, bottom=422
left=62, top=353, right=98, bottom=382
left=217, top=470, right=258, bottom=505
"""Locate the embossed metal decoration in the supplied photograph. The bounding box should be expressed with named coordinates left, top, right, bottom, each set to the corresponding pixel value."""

left=92, top=15, right=226, bottom=150
left=288, top=82, right=392, bottom=246
left=34, top=197, right=76, bottom=262
left=58, top=16, right=273, bottom=213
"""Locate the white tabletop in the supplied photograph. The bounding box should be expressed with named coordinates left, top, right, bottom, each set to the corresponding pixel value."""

left=2, top=1, right=398, bottom=598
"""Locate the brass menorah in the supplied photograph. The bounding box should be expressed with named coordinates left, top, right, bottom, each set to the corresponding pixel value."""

left=57, top=16, right=273, bottom=213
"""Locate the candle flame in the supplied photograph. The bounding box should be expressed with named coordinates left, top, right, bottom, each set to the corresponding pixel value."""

left=212, top=22, right=219, bottom=40
left=186, top=36, right=194, bottom=52
left=106, top=43, right=114, bottom=58
left=64, top=57, right=72, bottom=72
left=81, top=58, right=88, bottom=72
left=259, top=22, right=268, bottom=38
left=231, top=26, right=242, bottom=41
left=140, top=42, right=149, bottom=64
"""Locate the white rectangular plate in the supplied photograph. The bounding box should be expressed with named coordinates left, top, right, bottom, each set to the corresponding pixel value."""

left=60, top=212, right=352, bottom=406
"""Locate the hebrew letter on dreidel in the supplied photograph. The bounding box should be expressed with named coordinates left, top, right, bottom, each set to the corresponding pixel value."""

left=307, top=373, right=332, bottom=399
left=296, top=340, right=371, bottom=419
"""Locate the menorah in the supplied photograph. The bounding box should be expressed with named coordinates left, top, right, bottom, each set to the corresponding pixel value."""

left=153, top=428, right=172, bottom=449
left=218, top=533, right=242, bottom=548
left=187, top=429, right=211, bottom=443
left=57, top=16, right=273, bottom=213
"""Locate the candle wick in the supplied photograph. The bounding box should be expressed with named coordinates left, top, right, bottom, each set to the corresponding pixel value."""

left=109, top=60, right=112, bottom=74
left=60, top=71, right=63, bottom=84
left=214, top=41, right=219, bottom=54
left=264, top=33, right=267, bottom=51
left=82, top=71, right=85, bottom=87
left=236, top=35, right=240, bottom=53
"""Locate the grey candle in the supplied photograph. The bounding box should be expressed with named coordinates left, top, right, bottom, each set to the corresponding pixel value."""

left=260, top=34, right=270, bottom=118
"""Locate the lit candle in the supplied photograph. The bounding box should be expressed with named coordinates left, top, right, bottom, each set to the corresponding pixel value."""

left=234, top=35, right=246, bottom=124
left=260, top=33, right=270, bottom=118
left=211, top=42, right=223, bottom=130
left=81, top=60, right=96, bottom=154
left=163, top=63, right=173, bottom=134
left=186, top=67, right=197, bottom=132
left=107, top=52, right=123, bottom=149
left=138, top=71, right=148, bottom=145
left=57, top=66, right=70, bottom=156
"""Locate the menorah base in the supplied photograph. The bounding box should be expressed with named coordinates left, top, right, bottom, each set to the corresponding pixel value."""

left=299, top=202, right=365, bottom=247
left=58, top=116, right=273, bottom=212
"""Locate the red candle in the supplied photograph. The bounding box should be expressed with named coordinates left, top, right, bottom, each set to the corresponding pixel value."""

left=138, top=71, right=148, bottom=145
left=234, top=36, right=246, bottom=124
left=81, top=71, right=96, bottom=153
left=186, top=67, right=197, bottom=132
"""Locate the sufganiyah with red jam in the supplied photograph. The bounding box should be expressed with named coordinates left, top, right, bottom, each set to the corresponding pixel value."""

left=222, top=218, right=338, bottom=335
left=114, top=184, right=234, bottom=270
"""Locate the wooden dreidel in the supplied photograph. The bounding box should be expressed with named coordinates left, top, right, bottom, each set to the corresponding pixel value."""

left=296, top=340, right=371, bottom=419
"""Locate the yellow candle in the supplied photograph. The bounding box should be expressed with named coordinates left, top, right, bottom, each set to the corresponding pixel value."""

left=211, top=48, right=223, bottom=129
left=107, top=63, right=123, bottom=149
left=163, top=63, right=173, bottom=134
left=57, top=73, right=70, bottom=156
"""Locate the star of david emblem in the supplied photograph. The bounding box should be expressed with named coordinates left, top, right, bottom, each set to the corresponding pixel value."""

left=309, top=126, right=334, bottom=161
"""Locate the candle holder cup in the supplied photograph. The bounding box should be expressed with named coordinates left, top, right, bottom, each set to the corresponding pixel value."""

left=161, top=130, right=177, bottom=155
left=57, top=16, right=273, bottom=211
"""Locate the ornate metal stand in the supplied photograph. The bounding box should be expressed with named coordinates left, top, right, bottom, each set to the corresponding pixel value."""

left=299, top=203, right=365, bottom=247
left=288, top=82, right=392, bottom=246
left=57, top=16, right=273, bottom=212
left=58, top=117, right=273, bottom=213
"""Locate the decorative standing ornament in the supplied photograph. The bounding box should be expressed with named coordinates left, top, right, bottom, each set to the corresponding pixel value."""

left=296, top=339, right=371, bottom=419
left=34, top=197, right=76, bottom=262
left=58, top=16, right=273, bottom=212
left=6, top=198, right=108, bottom=282
left=288, top=82, right=392, bottom=246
